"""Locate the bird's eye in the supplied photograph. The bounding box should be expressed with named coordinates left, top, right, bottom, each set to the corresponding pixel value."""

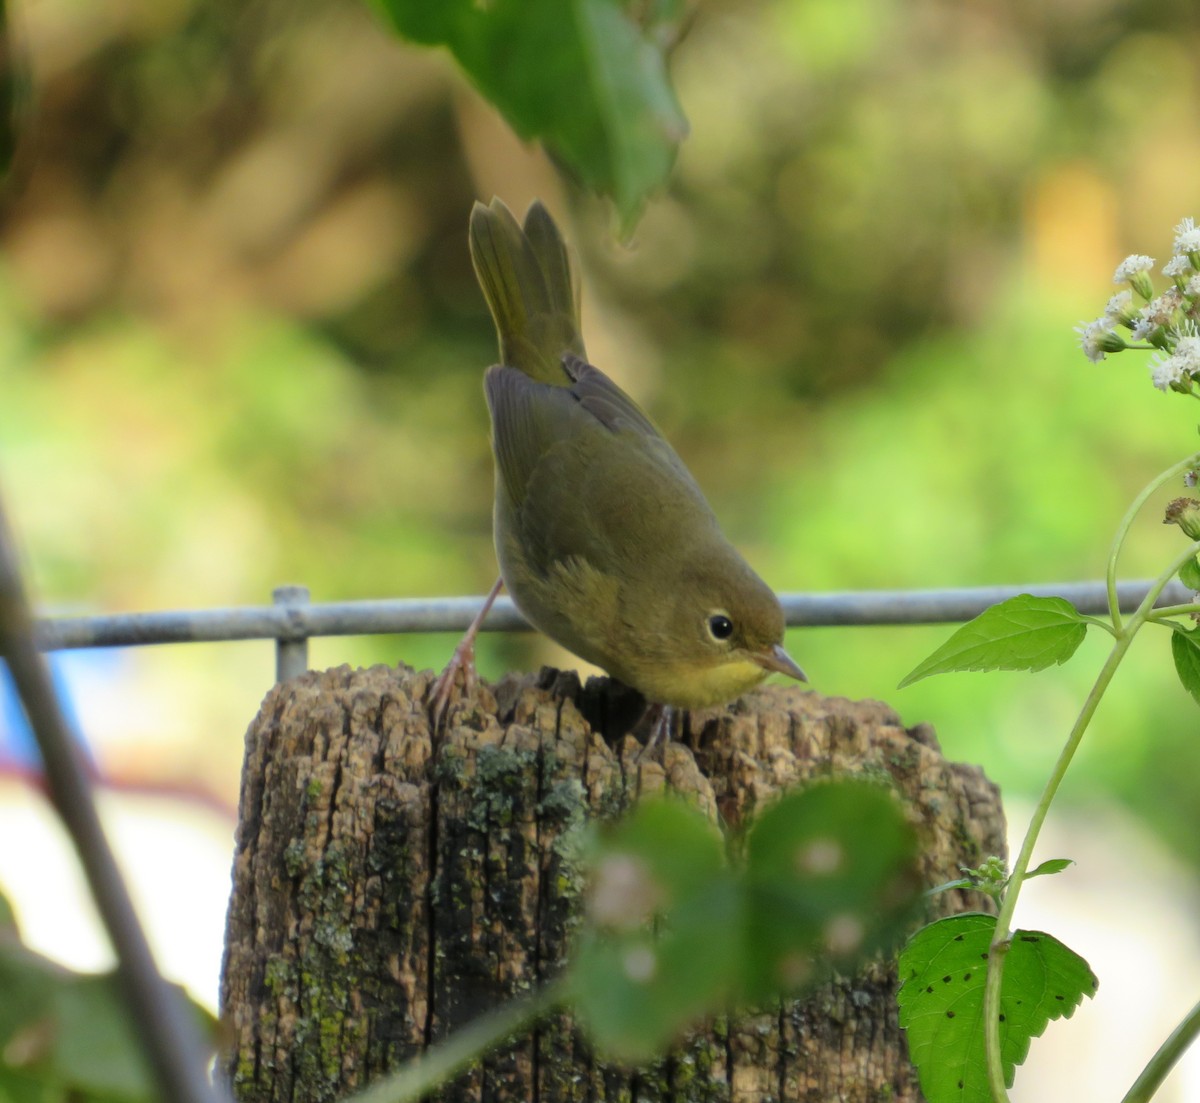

left=707, top=614, right=734, bottom=641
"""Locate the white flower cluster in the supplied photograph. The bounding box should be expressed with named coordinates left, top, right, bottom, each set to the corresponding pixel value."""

left=1076, top=218, right=1200, bottom=395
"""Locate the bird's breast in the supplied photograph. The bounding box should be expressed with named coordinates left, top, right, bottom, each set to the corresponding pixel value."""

left=630, top=657, right=770, bottom=711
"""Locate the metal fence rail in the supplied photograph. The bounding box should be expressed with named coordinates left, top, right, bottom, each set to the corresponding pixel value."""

left=32, top=578, right=1194, bottom=684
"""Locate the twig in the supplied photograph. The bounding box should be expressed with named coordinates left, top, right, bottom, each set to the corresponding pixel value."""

left=0, top=494, right=225, bottom=1103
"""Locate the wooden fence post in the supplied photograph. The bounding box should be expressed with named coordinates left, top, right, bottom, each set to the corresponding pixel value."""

left=220, top=663, right=1004, bottom=1102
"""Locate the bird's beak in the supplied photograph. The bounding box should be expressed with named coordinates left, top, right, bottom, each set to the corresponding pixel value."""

left=753, top=643, right=808, bottom=683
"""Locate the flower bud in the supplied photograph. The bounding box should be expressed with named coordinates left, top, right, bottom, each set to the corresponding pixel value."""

left=1075, top=319, right=1126, bottom=362
left=1164, top=255, right=1194, bottom=284
left=1104, top=290, right=1137, bottom=327
left=1115, top=254, right=1156, bottom=300
left=1174, top=218, right=1200, bottom=265
left=1164, top=497, right=1200, bottom=540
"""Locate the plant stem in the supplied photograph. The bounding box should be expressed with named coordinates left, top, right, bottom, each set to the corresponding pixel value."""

left=982, top=633, right=1129, bottom=1101
left=1120, top=997, right=1200, bottom=1103
left=0, top=496, right=223, bottom=1103
left=984, top=534, right=1200, bottom=1103
left=345, top=980, right=567, bottom=1103
left=1148, top=603, right=1200, bottom=621
left=1105, top=452, right=1200, bottom=632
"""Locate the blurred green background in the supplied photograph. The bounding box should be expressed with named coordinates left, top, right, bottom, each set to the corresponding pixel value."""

left=2, top=0, right=1199, bottom=871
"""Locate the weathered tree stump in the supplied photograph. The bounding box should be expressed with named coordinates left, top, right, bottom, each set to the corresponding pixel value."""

left=220, top=663, right=1004, bottom=1103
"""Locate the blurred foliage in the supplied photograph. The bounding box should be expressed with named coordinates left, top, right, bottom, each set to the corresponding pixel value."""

left=0, top=888, right=216, bottom=1101
left=0, top=0, right=1198, bottom=862
left=573, top=783, right=920, bottom=1063
left=369, top=0, right=687, bottom=223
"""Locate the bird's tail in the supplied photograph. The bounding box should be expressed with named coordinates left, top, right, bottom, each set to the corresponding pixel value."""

left=469, top=197, right=586, bottom=384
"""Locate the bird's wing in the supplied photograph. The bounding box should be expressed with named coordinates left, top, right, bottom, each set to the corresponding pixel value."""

left=558, top=354, right=660, bottom=437
left=485, top=360, right=715, bottom=578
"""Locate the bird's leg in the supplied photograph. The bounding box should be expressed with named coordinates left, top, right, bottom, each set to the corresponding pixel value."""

left=429, top=576, right=504, bottom=731
left=636, top=703, right=676, bottom=762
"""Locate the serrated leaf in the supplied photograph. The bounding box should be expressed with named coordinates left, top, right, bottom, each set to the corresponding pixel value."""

left=1178, top=556, right=1200, bottom=591
left=1026, top=858, right=1074, bottom=879
left=1171, top=627, right=1200, bottom=707
left=898, top=914, right=1098, bottom=1103
left=899, top=596, right=1088, bottom=688
left=369, top=0, right=687, bottom=223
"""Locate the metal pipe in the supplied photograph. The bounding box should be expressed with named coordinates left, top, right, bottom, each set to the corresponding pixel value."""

left=32, top=579, right=1194, bottom=652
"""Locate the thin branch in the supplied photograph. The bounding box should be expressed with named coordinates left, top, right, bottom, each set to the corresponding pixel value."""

left=344, top=981, right=566, bottom=1103
left=0, top=494, right=225, bottom=1103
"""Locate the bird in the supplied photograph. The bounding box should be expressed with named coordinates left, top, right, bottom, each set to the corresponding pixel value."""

left=430, top=198, right=806, bottom=739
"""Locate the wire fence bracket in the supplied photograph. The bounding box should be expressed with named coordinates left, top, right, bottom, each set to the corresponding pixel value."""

left=273, top=584, right=311, bottom=684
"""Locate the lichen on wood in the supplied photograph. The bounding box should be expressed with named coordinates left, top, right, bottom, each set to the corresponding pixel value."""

left=221, top=663, right=1004, bottom=1102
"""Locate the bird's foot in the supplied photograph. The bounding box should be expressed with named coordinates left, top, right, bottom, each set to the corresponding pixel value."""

left=635, top=704, right=675, bottom=764
left=428, top=576, right=504, bottom=734
left=428, top=635, right=479, bottom=733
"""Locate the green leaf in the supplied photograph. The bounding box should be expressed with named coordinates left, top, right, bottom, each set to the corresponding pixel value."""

left=1178, top=555, right=1200, bottom=592
left=569, top=798, right=740, bottom=1062
left=0, top=1065, right=65, bottom=1103
left=741, top=781, right=921, bottom=1002
left=1171, top=626, right=1200, bottom=707
left=898, top=914, right=1098, bottom=1103
left=899, top=595, right=1088, bottom=688
left=589, top=795, right=725, bottom=902
left=1026, top=858, right=1074, bottom=880
left=369, top=0, right=687, bottom=224
left=0, top=887, right=15, bottom=932
left=0, top=940, right=57, bottom=1052
left=51, top=975, right=154, bottom=1099
left=570, top=783, right=923, bottom=1064
left=570, top=878, right=741, bottom=1063
left=0, top=938, right=215, bottom=1103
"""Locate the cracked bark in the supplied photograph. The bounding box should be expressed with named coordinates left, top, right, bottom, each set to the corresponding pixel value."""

left=220, top=662, right=1005, bottom=1102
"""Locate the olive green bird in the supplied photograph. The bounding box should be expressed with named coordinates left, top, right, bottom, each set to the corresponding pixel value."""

left=433, top=198, right=805, bottom=728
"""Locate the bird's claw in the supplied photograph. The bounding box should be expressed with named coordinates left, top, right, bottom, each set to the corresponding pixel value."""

left=429, top=576, right=503, bottom=734
left=429, top=637, right=479, bottom=733
left=635, top=704, right=675, bottom=764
